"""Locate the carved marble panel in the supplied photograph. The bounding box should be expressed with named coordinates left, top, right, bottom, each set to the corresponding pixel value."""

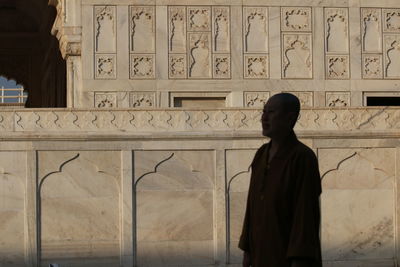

left=188, top=33, right=212, bottom=78
left=325, top=8, right=349, bottom=53
left=0, top=152, right=25, bottom=266
left=326, top=92, right=350, bottom=107
left=286, top=91, right=313, bottom=107
left=39, top=151, right=121, bottom=266
left=244, top=55, right=268, bottom=79
left=362, top=54, right=383, bottom=79
left=94, top=6, right=116, bottom=53
left=281, top=7, right=312, bottom=32
left=282, top=34, right=312, bottom=79
left=243, top=7, right=268, bottom=53
left=130, top=54, right=155, bottom=79
left=169, top=54, right=187, bottom=79
left=213, top=54, right=230, bottom=79
left=95, top=54, right=116, bottom=79
left=130, top=6, right=155, bottom=53
left=95, top=92, right=117, bottom=108
left=169, top=6, right=187, bottom=53
left=244, top=92, right=270, bottom=107
left=326, top=55, right=350, bottom=79
left=187, top=7, right=211, bottom=32
left=383, top=9, right=400, bottom=33
left=130, top=92, right=156, bottom=108
left=212, top=7, right=230, bottom=53
left=362, top=8, right=382, bottom=53
left=135, top=150, right=214, bottom=266
left=384, top=34, right=400, bottom=78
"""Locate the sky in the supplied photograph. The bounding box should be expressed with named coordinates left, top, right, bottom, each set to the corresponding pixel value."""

left=0, top=76, right=22, bottom=88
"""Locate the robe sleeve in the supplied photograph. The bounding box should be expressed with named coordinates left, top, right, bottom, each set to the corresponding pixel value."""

left=286, top=148, right=322, bottom=260
left=238, top=144, right=267, bottom=252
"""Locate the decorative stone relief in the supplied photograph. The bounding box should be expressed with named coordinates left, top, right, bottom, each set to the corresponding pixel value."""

left=244, top=55, right=268, bottom=79
left=94, top=92, right=117, bottom=108
left=244, top=92, right=270, bottom=107
left=188, top=33, right=212, bottom=78
left=286, top=91, right=313, bottom=107
left=94, top=6, right=116, bottom=53
left=363, top=54, right=383, bottom=79
left=213, top=7, right=230, bottom=53
left=95, top=54, right=116, bottom=79
left=282, top=34, right=312, bottom=78
left=169, top=54, right=187, bottom=79
left=130, top=6, right=155, bottom=53
left=130, top=92, right=156, bottom=108
left=213, top=54, right=230, bottom=79
left=243, top=7, right=268, bottom=53
left=362, top=8, right=382, bottom=53
left=188, top=7, right=211, bottom=32
left=325, top=8, right=349, bottom=53
left=168, top=6, right=230, bottom=79
left=169, top=6, right=187, bottom=53
left=281, top=7, right=312, bottom=32
left=384, top=35, right=400, bottom=78
left=326, top=55, right=349, bottom=79
left=326, top=92, right=350, bottom=107
left=383, top=9, right=400, bottom=33
left=130, top=55, right=155, bottom=79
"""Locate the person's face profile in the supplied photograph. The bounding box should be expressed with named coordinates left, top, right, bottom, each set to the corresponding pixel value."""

left=261, top=98, right=295, bottom=138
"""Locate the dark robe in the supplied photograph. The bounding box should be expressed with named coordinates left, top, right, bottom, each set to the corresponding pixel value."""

left=239, top=132, right=322, bottom=267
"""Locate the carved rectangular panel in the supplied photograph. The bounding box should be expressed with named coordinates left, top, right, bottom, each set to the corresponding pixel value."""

left=244, top=55, right=269, bottom=79
left=168, top=6, right=231, bottom=79
left=285, top=91, right=313, bottom=107
left=169, top=6, right=187, bottom=53
left=130, top=92, right=156, bottom=108
left=94, top=6, right=117, bottom=80
left=281, top=7, right=312, bottom=32
left=325, top=92, right=350, bottom=107
left=383, top=34, right=400, bottom=78
left=130, top=6, right=155, bottom=53
left=95, top=54, right=117, bottom=79
left=325, top=8, right=349, bottom=54
left=383, top=9, right=400, bottom=33
left=94, top=92, right=117, bottom=108
left=243, top=7, right=268, bottom=53
left=282, top=34, right=312, bottom=79
left=362, top=8, right=382, bottom=53
left=188, top=33, right=212, bottom=78
left=129, top=6, right=156, bottom=80
left=94, top=6, right=116, bottom=53
left=326, top=55, right=350, bottom=79
left=362, top=54, right=383, bottom=79
left=130, top=54, right=155, bottom=79
left=244, top=92, right=270, bottom=107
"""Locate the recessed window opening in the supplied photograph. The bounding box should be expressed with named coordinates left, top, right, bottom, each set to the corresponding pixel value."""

left=173, top=97, right=226, bottom=108
left=366, top=97, right=400, bottom=106
left=0, top=76, right=28, bottom=106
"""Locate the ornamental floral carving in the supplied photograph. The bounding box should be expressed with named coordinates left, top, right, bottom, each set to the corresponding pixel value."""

left=326, top=55, right=349, bottom=79
left=169, top=54, right=187, bottom=79
left=383, top=9, right=400, bottom=33
left=188, top=7, right=211, bottom=31
left=326, top=92, right=350, bottom=107
left=213, top=7, right=230, bottom=53
left=130, top=55, right=155, bottom=79
left=94, top=6, right=116, bottom=53
left=169, top=6, right=186, bottom=53
left=95, top=54, right=116, bottom=79
left=243, top=7, right=268, bottom=53
left=130, top=92, right=156, bottom=108
left=325, top=8, right=349, bottom=53
left=363, top=54, right=383, bottom=79
left=95, top=93, right=117, bottom=108
left=281, top=7, right=312, bottom=32
left=362, top=8, right=382, bottom=53
left=244, top=92, right=270, bottom=107
left=244, top=55, right=268, bottom=79
left=384, top=35, right=400, bottom=78
left=282, top=34, right=312, bottom=79
left=130, top=6, right=155, bottom=53
left=285, top=92, right=313, bottom=107
left=213, top=55, right=230, bottom=79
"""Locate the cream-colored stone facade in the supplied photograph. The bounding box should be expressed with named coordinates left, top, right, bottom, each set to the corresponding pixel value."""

left=2, top=0, right=400, bottom=267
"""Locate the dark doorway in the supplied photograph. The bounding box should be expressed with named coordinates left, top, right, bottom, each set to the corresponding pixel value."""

left=366, top=97, right=400, bottom=106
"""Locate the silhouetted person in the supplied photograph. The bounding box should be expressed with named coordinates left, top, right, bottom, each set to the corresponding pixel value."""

left=239, top=93, right=322, bottom=267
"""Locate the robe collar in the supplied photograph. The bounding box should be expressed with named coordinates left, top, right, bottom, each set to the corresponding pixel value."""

left=267, top=130, right=299, bottom=159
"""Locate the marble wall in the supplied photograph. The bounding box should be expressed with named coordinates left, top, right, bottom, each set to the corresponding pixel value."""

left=1, top=107, right=400, bottom=266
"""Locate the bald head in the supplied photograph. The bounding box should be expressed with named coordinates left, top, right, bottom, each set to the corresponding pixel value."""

left=267, top=93, right=300, bottom=117
left=261, top=93, right=300, bottom=138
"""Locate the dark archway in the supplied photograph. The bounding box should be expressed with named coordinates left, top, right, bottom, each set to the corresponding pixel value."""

left=0, top=0, right=66, bottom=107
